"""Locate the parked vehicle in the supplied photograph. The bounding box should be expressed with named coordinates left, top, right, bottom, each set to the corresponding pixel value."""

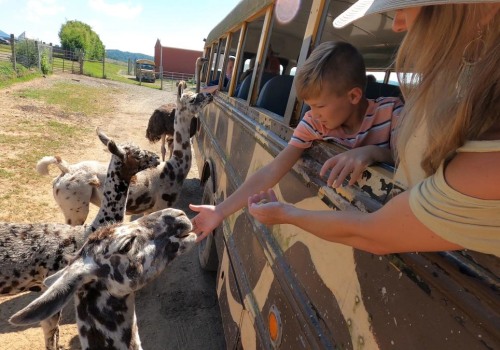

left=193, top=0, right=500, bottom=349
left=135, top=58, right=156, bottom=83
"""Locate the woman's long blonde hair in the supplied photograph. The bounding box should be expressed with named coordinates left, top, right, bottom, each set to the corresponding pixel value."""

left=395, top=4, right=500, bottom=175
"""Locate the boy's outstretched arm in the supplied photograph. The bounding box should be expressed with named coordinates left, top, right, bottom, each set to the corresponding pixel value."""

left=190, top=144, right=304, bottom=241
left=320, top=145, right=393, bottom=187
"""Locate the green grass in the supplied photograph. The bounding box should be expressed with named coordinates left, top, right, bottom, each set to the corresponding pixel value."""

left=52, top=56, right=81, bottom=74
left=16, top=81, right=119, bottom=116
left=0, top=61, right=42, bottom=88
left=96, top=60, right=162, bottom=88
left=0, top=119, right=90, bottom=220
left=84, top=60, right=110, bottom=79
left=0, top=168, right=12, bottom=180
left=1, top=49, right=195, bottom=91
left=0, top=77, right=121, bottom=221
left=83, top=60, right=196, bottom=90
left=0, top=115, right=91, bottom=181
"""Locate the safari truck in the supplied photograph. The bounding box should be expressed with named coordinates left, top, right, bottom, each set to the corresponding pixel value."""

left=135, top=58, right=156, bottom=83
left=192, top=0, right=500, bottom=349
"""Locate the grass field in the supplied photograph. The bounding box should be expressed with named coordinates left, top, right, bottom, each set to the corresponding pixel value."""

left=0, top=43, right=196, bottom=221
left=83, top=60, right=196, bottom=90
left=0, top=79, right=119, bottom=221
left=0, top=61, right=42, bottom=89
left=0, top=39, right=197, bottom=91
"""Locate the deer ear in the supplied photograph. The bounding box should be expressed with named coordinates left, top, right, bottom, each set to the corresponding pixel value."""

left=107, top=140, right=126, bottom=160
left=177, top=81, right=184, bottom=101
left=43, top=266, right=68, bottom=288
left=9, top=260, right=96, bottom=326
left=97, top=128, right=111, bottom=145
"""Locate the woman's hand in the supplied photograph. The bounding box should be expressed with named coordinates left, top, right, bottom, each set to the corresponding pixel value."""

left=189, top=204, right=224, bottom=242
left=320, top=146, right=390, bottom=187
left=247, top=189, right=292, bottom=225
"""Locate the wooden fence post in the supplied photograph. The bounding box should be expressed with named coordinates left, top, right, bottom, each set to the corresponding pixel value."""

left=36, top=41, right=41, bottom=71
left=10, top=34, right=16, bottom=71
left=102, top=46, right=105, bottom=79
left=79, top=50, right=84, bottom=74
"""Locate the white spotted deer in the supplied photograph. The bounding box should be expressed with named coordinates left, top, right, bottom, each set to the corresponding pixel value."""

left=38, top=83, right=213, bottom=223
left=0, top=129, right=159, bottom=350
left=126, top=84, right=213, bottom=214
left=10, top=208, right=197, bottom=350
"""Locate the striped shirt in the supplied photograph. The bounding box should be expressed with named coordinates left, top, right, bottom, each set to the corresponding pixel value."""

left=290, top=97, right=404, bottom=149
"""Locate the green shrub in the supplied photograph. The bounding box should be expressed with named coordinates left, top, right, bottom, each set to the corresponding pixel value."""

left=40, top=51, right=51, bottom=75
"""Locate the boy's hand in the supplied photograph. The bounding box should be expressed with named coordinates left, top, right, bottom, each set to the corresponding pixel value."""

left=189, top=204, right=224, bottom=242
left=320, top=146, right=388, bottom=188
left=248, top=189, right=291, bottom=225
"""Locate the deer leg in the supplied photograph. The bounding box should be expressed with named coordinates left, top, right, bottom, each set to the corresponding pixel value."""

left=167, top=136, right=174, bottom=160
left=40, top=311, right=61, bottom=350
left=160, top=134, right=167, bottom=162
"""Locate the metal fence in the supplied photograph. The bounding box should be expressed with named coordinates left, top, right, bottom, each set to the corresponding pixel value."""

left=52, top=46, right=84, bottom=74
left=0, top=42, right=11, bottom=64
left=1, top=34, right=195, bottom=90
left=158, top=71, right=195, bottom=91
left=0, top=34, right=94, bottom=76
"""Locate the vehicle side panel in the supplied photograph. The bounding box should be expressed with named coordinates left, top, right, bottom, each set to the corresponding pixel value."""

left=194, top=96, right=500, bottom=349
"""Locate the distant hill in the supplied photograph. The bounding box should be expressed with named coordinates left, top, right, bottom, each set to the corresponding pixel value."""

left=106, top=49, right=153, bottom=63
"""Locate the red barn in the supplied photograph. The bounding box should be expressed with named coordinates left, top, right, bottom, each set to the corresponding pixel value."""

left=154, top=39, right=203, bottom=75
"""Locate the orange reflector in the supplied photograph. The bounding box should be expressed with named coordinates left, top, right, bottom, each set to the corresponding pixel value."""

left=268, top=305, right=282, bottom=346
left=269, top=312, right=279, bottom=341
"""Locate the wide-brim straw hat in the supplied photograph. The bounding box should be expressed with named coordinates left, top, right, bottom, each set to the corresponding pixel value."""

left=333, top=0, right=498, bottom=28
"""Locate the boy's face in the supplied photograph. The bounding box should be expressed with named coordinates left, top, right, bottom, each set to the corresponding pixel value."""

left=304, top=85, right=356, bottom=130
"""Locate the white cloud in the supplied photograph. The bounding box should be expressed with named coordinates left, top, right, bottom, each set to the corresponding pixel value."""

left=88, top=0, right=143, bottom=20
left=26, top=0, right=65, bottom=23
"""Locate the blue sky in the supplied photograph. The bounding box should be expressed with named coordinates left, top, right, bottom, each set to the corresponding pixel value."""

left=0, top=0, right=241, bottom=55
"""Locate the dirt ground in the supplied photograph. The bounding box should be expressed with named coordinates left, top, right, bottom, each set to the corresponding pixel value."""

left=0, top=74, right=226, bottom=349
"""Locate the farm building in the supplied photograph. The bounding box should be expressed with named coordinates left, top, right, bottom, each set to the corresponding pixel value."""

left=154, top=39, right=202, bottom=75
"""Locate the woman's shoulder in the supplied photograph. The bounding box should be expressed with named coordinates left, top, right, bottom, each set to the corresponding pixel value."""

left=445, top=146, right=500, bottom=200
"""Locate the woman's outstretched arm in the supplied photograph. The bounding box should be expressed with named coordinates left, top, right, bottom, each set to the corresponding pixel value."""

left=249, top=147, right=500, bottom=254
left=248, top=189, right=462, bottom=255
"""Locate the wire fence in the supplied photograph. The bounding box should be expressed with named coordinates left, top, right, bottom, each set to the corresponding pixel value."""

left=1, top=34, right=196, bottom=91
left=0, top=34, right=87, bottom=75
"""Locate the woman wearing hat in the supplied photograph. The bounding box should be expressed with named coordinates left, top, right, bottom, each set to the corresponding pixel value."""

left=248, top=0, right=500, bottom=257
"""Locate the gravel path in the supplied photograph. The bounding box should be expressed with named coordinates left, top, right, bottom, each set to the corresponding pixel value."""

left=0, top=73, right=226, bottom=350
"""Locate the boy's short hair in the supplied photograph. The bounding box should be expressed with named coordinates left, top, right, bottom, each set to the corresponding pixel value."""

left=295, top=41, right=366, bottom=100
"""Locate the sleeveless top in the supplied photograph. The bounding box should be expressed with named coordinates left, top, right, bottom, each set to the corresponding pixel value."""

left=409, top=140, right=500, bottom=257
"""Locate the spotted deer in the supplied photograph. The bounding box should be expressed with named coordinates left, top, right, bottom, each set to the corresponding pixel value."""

left=10, top=208, right=197, bottom=350
left=0, top=129, right=159, bottom=350
left=145, top=80, right=198, bottom=161
left=37, top=83, right=213, bottom=223
left=126, top=85, right=213, bottom=214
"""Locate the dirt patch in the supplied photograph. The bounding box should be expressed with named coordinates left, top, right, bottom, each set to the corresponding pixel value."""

left=0, top=74, right=225, bottom=349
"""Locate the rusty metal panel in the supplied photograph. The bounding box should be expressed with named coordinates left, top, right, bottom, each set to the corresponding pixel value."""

left=217, top=245, right=245, bottom=349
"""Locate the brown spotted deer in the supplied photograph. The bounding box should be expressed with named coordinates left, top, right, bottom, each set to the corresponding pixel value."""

left=9, top=208, right=197, bottom=350
left=0, top=129, right=159, bottom=350
left=145, top=80, right=198, bottom=161
left=37, top=83, right=213, bottom=223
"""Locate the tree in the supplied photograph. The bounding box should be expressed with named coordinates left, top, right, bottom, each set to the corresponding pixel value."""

left=59, top=20, right=105, bottom=60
